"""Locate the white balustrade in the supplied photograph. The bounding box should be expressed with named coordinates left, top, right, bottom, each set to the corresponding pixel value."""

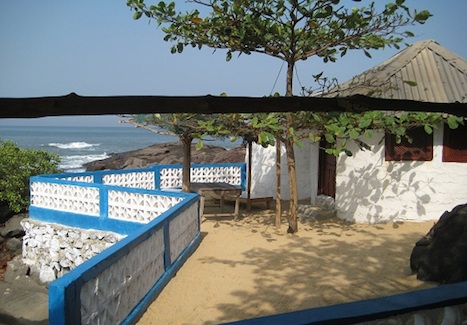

left=159, top=167, right=183, bottom=189
left=158, top=165, right=243, bottom=189
left=103, top=171, right=155, bottom=190
left=30, top=181, right=100, bottom=216
left=60, top=175, right=94, bottom=183
left=107, top=190, right=182, bottom=223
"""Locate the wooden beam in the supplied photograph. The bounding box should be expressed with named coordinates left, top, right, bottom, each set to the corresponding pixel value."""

left=0, top=93, right=466, bottom=118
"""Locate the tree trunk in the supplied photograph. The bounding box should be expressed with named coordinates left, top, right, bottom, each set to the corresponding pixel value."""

left=275, top=137, right=281, bottom=229
left=181, top=135, right=192, bottom=192
left=285, top=135, right=298, bottom=233
left=247, top=140, right=253, bottom=211
left=285, top=60, right=299, bottom=233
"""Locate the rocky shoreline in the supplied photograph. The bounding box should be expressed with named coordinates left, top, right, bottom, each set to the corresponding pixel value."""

left=84, top=141, right=246, bottom=171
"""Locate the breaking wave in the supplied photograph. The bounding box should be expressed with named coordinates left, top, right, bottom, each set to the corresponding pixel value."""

left=59, top=153, right=110, bottom=172
left=48, top=142, right=100, bottom=150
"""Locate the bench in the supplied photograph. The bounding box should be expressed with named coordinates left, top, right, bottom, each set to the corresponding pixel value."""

left=190, top=182, right=242, bottom=219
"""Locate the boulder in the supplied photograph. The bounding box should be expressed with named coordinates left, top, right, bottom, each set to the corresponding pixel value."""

left=410, top=203, right=467, bottom=284
left=84, top=141, right=246, bottom=171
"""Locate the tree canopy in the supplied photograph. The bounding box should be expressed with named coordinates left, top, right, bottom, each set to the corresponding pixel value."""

left=127, top=0, right=433, bottom=233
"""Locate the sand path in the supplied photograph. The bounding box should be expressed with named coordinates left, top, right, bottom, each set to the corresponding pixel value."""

left=137, top=205, right=435, bottom=325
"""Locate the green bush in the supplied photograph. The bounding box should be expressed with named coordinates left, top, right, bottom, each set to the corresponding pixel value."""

left=0, top=140, right=61, bottom=214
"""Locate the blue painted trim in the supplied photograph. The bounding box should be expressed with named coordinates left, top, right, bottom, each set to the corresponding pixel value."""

left=222, top=281, right=467, bottom=325
left=99, top=186, right=108, bottom=218
left=49, top=273, right=82, bottom=325
left=30, top=175, right=99, bottom=187
left=29, top=206, right=143, bottom=235
left=48, top=197, right=199, bottom=324
left=239, top=162, right=247, bottom=190
left=94, top=173, right=103, bottom=183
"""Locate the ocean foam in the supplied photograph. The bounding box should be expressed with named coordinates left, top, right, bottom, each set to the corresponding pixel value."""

left=49, top=142, right=100, bottom=149
left=60, top=153, right=109, bottom=172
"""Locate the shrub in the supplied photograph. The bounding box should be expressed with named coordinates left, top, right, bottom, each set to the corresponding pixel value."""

left=0, top=140, right=61, bottom=214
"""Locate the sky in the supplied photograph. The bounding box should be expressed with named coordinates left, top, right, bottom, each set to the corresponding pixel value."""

left=0, top=0, right=466, bottom=127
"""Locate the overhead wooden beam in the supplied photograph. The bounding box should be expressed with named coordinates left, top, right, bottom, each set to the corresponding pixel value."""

left=0, top=92, right=466, bottom=118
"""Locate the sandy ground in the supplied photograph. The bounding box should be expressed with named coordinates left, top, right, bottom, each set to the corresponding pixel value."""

left=137, top=202, right=436, bottom=325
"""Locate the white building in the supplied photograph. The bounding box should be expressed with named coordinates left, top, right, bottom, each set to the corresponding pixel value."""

left=250, top=40, right=467, bottom=223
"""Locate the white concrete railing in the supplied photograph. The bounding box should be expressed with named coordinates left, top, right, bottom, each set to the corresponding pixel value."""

left=28, top=165, right=225, bottom=324
left=50, top=163, right=247, bottom=191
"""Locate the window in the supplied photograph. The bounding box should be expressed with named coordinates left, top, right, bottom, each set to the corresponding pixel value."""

left=443, top=123, right=467, bottom=162
left=385, top=127, right=433, bottom=161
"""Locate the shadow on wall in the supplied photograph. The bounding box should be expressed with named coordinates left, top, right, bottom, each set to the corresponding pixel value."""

left=336, top=141, right=435, bottom=223
left=249, top=144, right=278, bottom=199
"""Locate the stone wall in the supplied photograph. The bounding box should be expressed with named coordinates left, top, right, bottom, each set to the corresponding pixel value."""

left=21, top=219, right=124, bottom=283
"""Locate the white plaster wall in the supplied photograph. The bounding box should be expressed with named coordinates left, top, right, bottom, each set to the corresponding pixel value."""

left=336, top=125, right=467, bottom=223
left=248, top=140, right=319, bottom=200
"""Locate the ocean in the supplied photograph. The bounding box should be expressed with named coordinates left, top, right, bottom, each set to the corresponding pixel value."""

left=0, top=125, right=241, bottom=173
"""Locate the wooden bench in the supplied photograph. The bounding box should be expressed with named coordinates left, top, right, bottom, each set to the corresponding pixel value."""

left=190, top=182, right=242, bottom=219
left=218, top=195, right=273, bottom=211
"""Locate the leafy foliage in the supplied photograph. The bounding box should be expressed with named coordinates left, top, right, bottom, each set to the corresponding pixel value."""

left=126, top=0, right=433, bottom=233
left=306, top=111, right=463, bottom=156
left=128, top=0, right=431, bottom=68
left=0, top=141, right=61, bottom=213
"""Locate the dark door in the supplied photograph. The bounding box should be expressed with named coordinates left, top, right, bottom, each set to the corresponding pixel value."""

left=318, top=142, right=336, bottom=198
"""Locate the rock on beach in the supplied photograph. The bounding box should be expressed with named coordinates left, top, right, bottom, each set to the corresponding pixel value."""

left=84, top=141, right=246, bottom=171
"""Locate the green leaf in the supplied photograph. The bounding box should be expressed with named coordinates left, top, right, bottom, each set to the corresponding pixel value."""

left=447, top=116, right=460, bottom=129
left=414, top=10, right=432, bottom=23
left=195, top=140, right=204, bottom=150
left=324, top=133, right=335, bottom=144
left=424, top=124, right=433, bottom=135
left=177, top=42, right=184, bottom=53
left=133, top=11, right=143, bottom=20
left=349, top=129, right=359, bottom=140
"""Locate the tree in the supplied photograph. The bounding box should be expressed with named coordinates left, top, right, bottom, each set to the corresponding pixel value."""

left=127, top=0, right=431, bottom=233
left=123, top=113, right=229, bottom=191
left=0, top=140, right=61, bottom=219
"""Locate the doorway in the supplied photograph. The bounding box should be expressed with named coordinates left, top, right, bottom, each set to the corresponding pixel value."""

left=317, top=141, right=336, bottom=198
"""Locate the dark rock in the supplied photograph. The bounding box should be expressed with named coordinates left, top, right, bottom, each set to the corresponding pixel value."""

left=84, top=141, right=246, bottom=171
left=0, top=203, right=14, bottom=224
left=6, top=238, right=21, bottom=253
left=0, top=229, right=24, bottom=239
left=410, top=203, right=467, bottom=284
left=1, top=214, right=27, bottom=239
left=0, top=217, right=47, bottom=324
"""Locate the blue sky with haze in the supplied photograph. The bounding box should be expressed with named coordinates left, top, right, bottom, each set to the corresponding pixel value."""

left=0, top=1, right=466, bottom=127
